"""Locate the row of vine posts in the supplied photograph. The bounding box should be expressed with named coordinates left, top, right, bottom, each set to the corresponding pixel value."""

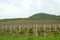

left=0, top=24, right=60, bottom=36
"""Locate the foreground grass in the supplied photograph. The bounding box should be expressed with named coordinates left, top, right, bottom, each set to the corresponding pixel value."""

left=0, top=36, right=60, bottom=40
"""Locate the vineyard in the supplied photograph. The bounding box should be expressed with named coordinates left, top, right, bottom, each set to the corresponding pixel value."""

left=0, top=20, right=60, bottom=37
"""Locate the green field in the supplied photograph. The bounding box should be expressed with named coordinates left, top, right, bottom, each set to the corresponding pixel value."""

left=0, top=36, right=60, bottom=40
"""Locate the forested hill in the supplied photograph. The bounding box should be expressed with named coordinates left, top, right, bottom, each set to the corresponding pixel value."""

left=28, top=13, right=60, bottom=20
left=0, top=13, right=60, bottom=22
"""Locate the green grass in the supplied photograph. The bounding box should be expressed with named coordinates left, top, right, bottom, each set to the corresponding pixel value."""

left=0, top=36, right=60, bottom=40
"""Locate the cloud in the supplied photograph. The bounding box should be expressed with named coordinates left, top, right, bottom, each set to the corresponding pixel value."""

left=0, top=0, right=60, bottom=19
left=0, top=2, right=31, bottom=19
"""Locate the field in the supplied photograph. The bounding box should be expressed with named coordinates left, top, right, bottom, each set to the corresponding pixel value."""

left=0, top=36, right=60, bottom=40
left=0, top=20, right=60, bottom=40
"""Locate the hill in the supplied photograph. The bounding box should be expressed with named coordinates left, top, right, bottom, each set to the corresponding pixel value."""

left=0, top=13, right=60, bottom=22
left=28, top=13, right=60, bottom=20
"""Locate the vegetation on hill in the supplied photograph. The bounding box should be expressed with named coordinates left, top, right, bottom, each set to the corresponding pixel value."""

left=0, top=13, right=60, bottom=22
left=28, top=13, right=60, bottom=20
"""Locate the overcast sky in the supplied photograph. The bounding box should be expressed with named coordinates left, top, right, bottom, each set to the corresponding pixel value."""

left=0, top=0, right=60, bottom=19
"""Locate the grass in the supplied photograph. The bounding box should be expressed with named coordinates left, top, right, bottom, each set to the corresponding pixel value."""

left=0, top=36, right=60, bottom=40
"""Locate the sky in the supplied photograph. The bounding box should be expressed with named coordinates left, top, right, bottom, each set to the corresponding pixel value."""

left=0, top=0, right=60, bottom=19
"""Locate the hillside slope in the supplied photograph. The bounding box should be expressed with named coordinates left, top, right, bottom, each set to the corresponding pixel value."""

left=0, top=13, right=60, bottom=23
left=28, top=13, right=60, bottom=20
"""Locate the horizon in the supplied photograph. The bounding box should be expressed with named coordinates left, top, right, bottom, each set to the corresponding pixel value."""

left=0, top=0, right=60, bottom=19
left=0, top=13, right=60, bottom=19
